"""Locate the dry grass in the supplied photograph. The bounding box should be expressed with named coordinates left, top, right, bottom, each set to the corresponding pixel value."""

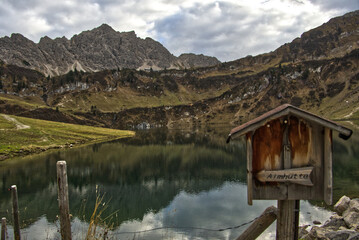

left=85, top=186, right=118, bottom=240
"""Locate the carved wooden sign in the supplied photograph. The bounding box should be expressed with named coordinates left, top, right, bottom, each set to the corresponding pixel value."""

left=256, top=167, right=314, bottom=186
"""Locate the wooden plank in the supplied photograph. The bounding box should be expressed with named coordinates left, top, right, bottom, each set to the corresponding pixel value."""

left=57, top=161, right=72, bottom=240
left=276, top=122, right=298, bottom=240
left=294, top=200, right=300, bottom=240
left=324, top=128, right=333, bottom=205
left=283, top=118, right=291, bottom=169
left=11, top=185, right=21, bottom=240
left=236, top=206, right=278, bottom=240
left=247, top=132, right=253, bottom=205
left=309, top=125, right=324, bottom=200
left=256, top=167, right=314, bottom=186
left=253, top=185, right=287, bottom=200
left=1, top=217, right=6, bottom=240
left=287, top=123, right=322, bottom=201
left=277, top=200, right=297, bottom=240
left=252, top=119, right=284, bottom=172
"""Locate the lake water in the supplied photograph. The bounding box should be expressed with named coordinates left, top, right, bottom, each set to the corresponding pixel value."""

left=0, top=126, right=358, bottom=239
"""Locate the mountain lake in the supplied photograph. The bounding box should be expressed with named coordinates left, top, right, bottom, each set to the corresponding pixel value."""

left=0, top=125, right=358, bottom=239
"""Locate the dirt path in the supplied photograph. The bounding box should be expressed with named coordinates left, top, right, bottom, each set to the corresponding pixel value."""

left=344, top=106, right=359, bottom=118
left=1, top=114, right=30, bottom=130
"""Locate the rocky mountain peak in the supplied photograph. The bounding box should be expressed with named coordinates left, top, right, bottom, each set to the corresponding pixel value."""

left=0, top=24, right=220, bottom=76
left=38, top=36, right=53, bottom=45
left=10, top=33, right=33, bottom=45
left=95, top=23, right=116, bottom=33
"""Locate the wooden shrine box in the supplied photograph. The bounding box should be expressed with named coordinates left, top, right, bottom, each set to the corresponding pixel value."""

left=227, top=104, right=352, bottom=205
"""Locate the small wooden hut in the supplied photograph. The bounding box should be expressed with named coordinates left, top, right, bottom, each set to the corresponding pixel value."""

left=227, top=104, right=353, bottom=205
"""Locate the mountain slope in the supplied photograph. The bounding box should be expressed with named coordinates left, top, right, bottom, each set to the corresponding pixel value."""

left=0, top=11, right=358, bottom=130
left=0, top=24, right=220, bottom=76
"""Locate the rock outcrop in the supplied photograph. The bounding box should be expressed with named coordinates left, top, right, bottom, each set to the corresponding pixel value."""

left=300, top=196, right=359, bottom=240
left=0, top=24, right=220, bottom=76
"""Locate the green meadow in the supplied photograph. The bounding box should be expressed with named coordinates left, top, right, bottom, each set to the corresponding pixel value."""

left=0, top=114, right=134, bottom=160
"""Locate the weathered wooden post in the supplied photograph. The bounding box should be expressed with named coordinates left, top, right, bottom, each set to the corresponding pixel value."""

left=11, top=185, right=21, bottom=240
left=228, top=104, right=352, bottom=239
left=57, top=161, right=72, bottom=240
left=1, top=217, right=7, bottom=240
left=236, top=206, right=278, bottom=240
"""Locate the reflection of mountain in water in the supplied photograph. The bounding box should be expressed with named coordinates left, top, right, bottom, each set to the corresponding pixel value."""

left=1, top=127, right=357, bottom=229
left=0, top=129, right=246, bottom=227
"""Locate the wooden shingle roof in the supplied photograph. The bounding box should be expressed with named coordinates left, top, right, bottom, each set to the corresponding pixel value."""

left=227, top=104, right=352, bottom=142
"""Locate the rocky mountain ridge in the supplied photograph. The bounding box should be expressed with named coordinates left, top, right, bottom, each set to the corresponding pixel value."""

left=0, top=10, right=358, bottom=129
left=0, top=24, right=220, bottom=76
left=203, top=10, right=359, bottom=78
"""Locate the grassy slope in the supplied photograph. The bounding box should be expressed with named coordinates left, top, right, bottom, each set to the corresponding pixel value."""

left=52, top=83, right=231, bottom=113
left=0, top=115, right=134, bottom=160
left=0, top=94, right=47, bottom=109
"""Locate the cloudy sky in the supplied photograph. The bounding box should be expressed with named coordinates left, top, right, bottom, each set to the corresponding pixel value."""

left=0, top=0, right=358, bottom=62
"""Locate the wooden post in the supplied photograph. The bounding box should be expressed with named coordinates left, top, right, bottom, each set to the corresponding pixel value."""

left=246, top=132, right=253, bottom=205
left=236, top=206, right=278, bottom=240
left=276, top=120, right=299, bottom=240
left=324, top=128, right=333, bottom=205
left=1, top=217, right=7, bottom=240
left=57, top=161, right=72, bottom=240
left=11, top=185, right=21, bottom=240
left=277, top=200, right=298, bottom=239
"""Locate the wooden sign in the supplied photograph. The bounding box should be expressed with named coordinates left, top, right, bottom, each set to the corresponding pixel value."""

left=227, top=104, right=353, bottom=205
left=227, top=104, right=353, bottom=240
left=256, top=167, right=314, bottom=186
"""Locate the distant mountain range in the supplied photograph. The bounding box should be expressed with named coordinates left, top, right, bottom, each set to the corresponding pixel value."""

left=0, top=10, right=358, bottom=129
left=0, top=24, right=220, bottom=76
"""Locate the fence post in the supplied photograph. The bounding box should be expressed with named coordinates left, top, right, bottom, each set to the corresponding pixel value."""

left=1, top=217, right=7, bottom=240
left=57, top=161, right=72, bottom=240
left=11, top=185, right=21, bottom=240
left=236, top=206, right=278, bottom=240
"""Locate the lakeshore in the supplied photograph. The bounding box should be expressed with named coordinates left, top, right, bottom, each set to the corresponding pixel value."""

left=0, top=114, right=134, bottom=160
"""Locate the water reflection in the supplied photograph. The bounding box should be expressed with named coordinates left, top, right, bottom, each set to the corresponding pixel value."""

left=0, top=127, right=358, bottom=239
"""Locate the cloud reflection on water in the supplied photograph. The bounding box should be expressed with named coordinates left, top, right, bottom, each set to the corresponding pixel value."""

left=113, top=181, right=333, bottom=240
left=13, top=181, right=334, bottom=240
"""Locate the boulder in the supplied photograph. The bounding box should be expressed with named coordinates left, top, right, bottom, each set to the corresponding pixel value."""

left=325, top=230, right=359, bottom=240
left=307, top=226, right=333, bottom=239
left=323, top=214, right=347, bottom=230
left=343, top=198, right=359, bottom=229
left=343, top=211, right=359, bottom=229
left=298, top=225, right=310, bottom=239
left=335, top=195, right=351, bottom=215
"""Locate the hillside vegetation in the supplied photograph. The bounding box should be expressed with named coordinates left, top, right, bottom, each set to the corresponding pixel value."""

left=0, top=10, right=358, bottom=130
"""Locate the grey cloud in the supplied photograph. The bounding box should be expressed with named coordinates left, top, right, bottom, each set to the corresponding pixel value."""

left=0, top=0, right=104, bottom=41
left=309, top=0, right=359, bottom=12
left=152, top=1, right=355, bottom=61
left=152, top=2, right=309, bottom=61
left=0, top=0, right=358, bottom=62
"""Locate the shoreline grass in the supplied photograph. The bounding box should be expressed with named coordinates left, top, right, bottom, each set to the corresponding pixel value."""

left=0, top=115, right=135, bottom=160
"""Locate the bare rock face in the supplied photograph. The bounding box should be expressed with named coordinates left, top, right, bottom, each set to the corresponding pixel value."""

left=177, top=53, right=221, bottom=69
left=0, top=24, right=220, bottom=76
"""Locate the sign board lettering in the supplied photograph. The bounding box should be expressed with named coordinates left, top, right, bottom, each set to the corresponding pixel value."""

left=256, top=167, right=314, bottom=186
